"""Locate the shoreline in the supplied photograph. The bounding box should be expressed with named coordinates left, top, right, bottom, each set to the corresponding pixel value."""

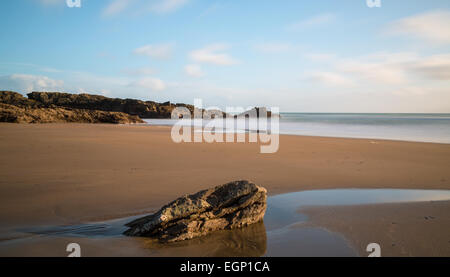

left=1, top=123, right=449, bottom=227
left=4, top=121, right=450, bottom=146
left=141, top=120, right=450, bottom=145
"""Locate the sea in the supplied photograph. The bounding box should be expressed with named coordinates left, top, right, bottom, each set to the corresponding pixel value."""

left=144, top=113, right=450, bottom=144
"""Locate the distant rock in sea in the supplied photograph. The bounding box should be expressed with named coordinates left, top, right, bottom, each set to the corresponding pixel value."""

left=235, top=107, right=279, bottom=118
left=123, top=180, right=267, bottom=242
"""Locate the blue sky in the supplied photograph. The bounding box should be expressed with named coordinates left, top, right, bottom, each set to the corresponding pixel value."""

left=0, top=0, right=450, bottom=112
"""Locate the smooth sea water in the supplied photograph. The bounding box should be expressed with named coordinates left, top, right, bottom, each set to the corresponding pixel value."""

left=144, top=113, right=450, bottom=144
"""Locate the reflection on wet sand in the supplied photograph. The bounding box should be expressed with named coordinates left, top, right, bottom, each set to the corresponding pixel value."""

left=265, top=225, right=356, bottom=257
left=0, top=222, right=267, bottom=257
left=140, top=222, right=267, bottom=257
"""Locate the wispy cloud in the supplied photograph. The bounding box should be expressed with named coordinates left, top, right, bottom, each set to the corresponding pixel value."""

left=304, top=53, right=337, bottom=63
left=122, top=67, right=157, bottom=76
left=102, top=0, right=188, bottom=16
left=189, top=44, right=239, bottom=66
left=150, top=0, right=189, bottom=14
left=386, top=10, right=450, bottom=45
left=408, top=54, right=450, bottom=80
left=133, top=43, right=174, bottom=59
left=184, top=64, right=204, bottom=77
left=305, top=72, right=354, bottom=87
left=338, top=54, right=413, bottom=85
left=253, top=42, right=293, bottom=54
left=0, top=74, right=65, bottom=93
left=198, top=2, right=222, bottom=18
left=37, top=0, right=64, bottom=6
left=103, top=0, right=135, bottom=16
left=130, top=77, right=166, bottom=91
left=0, top=62, right=62, bottom=73
left=287, top=13, right=335, bottom=31
left=336, top=52, right=450, bottom=85
left=303, top=51, right=450, bottom=95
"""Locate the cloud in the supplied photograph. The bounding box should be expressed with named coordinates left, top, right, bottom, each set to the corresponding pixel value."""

left=386, top=11, right=450, bottom=45
left=189, top=44, right=239, bottom=66
left=287, top=13, right=335, bottom=31
left=338, top=52, right=450, bottom=84
left=37, top=0, right=64, bottom=5
left=150, top=0, right=189, bottom=14
left=102, top=0, right=188, bottom=16
left=133, top=43, right=174, bottom=59
left=0, top=64, right=167, bottom=99
left=303, top=51, right=450, bottom=98
left=339, top=60, right=410, bottom=85
left=184, top=64, right=204, bottom=77
left=305, top=52, right=419, bottom=85
left=408, top=54, right=450, bottom=80
left=392, top=86, right=431, bottom=96
left=130, top=77, right=166, bottom=91
left=198, top=2, right=222, bottom=18
left=304, top=53, right=337, bottom=62
left=254, top=42, right=293, bottom=54
left=305, top=72, right=354, bottom=87
left=0, top=74, right=65, bottom=93
left=0, top=62, right=62, bottom=73
left=122, top=67, right=157, bottom=76
left=103, top=0, right=135, bottom=16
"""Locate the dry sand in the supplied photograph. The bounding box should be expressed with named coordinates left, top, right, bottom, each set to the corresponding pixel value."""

left=1, top=123, right=450, bottom=227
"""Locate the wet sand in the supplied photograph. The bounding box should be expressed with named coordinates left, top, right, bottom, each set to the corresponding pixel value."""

left=1, top=123, right=450, bottom=228
left=0, top=222, right=269, bottom=257
left=302, top=200, right=450, bottom=257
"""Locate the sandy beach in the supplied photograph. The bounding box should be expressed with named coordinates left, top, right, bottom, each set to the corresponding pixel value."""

left=1, top=123, right=450, bottom=256
left=1, top=123, right=450, bottom=225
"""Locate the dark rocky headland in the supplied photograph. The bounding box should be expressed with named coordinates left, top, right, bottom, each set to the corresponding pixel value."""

left=0, top=90, right=276, bottom=124
left=0, top=91, right=199, bottom=124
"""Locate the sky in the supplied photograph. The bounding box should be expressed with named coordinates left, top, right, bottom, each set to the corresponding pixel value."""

left=0, top=0, right=450, bottom=113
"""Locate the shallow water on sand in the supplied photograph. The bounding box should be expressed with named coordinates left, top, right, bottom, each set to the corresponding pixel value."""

left=1, top=189, right=450, bottom=257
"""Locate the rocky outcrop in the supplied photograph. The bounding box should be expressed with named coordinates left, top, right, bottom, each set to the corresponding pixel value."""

left=27, top=91, right=195, bottom=119
left=0, top=90, right=229, bottom=123
left=0, top=91, right=42, bottom=108
left=124, top=180, right=267, bottom=242
left=0, top=103, right=144, bottom=124
left=0, top=90, right=189, bottom=123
